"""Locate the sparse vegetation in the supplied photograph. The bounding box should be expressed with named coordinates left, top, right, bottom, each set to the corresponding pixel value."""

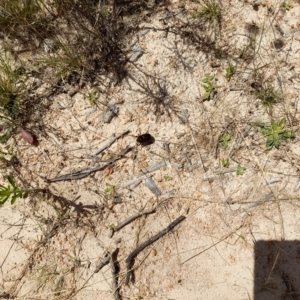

left=0, top=49, right=26, bottom=142
left=0, top=1, right=300, bottom=299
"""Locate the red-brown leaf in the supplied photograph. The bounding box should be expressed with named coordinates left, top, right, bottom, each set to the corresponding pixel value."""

left=18, top=127, right=37, bottom=145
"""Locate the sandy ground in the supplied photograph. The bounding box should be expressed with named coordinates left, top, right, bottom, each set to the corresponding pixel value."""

left=2, top=0, right=300, bottom=299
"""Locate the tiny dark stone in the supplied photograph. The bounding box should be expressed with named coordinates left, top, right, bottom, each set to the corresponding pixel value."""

left=136, top=133, right=155, bottom=146
left=273, top=39, right=284, bottom=50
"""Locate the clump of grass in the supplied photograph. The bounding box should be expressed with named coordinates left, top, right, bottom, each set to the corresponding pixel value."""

left=38, top=40, right=84, bottom=80
left=195, top=0, right=222, bottom=22
left=255, top=85, right=282, bottom=112
left=0, top=0, right=53, bottom=41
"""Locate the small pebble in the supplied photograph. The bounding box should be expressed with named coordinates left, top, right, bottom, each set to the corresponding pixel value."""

left=130, top=46, right=143, bottom=62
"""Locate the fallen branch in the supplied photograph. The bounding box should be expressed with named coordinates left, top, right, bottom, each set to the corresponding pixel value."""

left=125, top=215, right=186, bottom=285
left=117, top=161, right=166, bottom=192
left=110, top=249, right=120, bottom=300
left=47, top=146, right=132, bottom=182
left=109, top=208, right=156, bottom=238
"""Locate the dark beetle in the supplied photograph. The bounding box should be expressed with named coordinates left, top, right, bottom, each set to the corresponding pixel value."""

left=136, top=133, right=155, bottom=146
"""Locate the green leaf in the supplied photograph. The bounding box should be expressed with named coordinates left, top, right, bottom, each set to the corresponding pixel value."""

left=266, top=138, right=274, bottom=150
left=283, top=131, right=295, bottom=139
left=0, top=127, right=14, bottom=144
left=6, top=175, right=16, bottom=188
left=279, top=118, right=286, bottom=129
left=11, top=195, right=18, bottom=205
left=22, top=191, right=29, bottom=198
left=0, top=194, right=10, bottom=205
left=273, top=134, right=280, bottom=149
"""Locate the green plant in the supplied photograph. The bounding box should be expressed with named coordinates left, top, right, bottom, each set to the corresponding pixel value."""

left=163, top=175, right=173, bottom=181
left=104, top=183, right=115, bottom=195
left=219, top=134, right=231, bottom=147
left=225, top=66, right=235, bottom=81
left=236, top=165, right=246, bottom=175
left=202, top=74, right=215, bottom=99
left=195, top=0, right=222, bottom=21
left=255, top=85, right=281, bottom=112
left=221, top=158, right=229, bottom=168
left=282, top=2, right=291, bottom=10
left=107, top=223, right=115, bottom=229
left=0, top=175, right=29, bottom=205
left=86, top=89, right=97, bottom=105
left=99, top=6, right=110, bottom=17
left=256, top=118, right=295, bottom=150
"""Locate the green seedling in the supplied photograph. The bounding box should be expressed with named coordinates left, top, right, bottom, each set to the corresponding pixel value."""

left=236, top=165, right=246, bottom=175
left=256, top=118, right=295, bottom=150
left=202, top=74, right=215, bottom=99
left=225, top=66, right=235, bottom=81
left=104, top=183, right=115, bottom=195
left=86, top=89, right=97, bottom=105
left=0, top=175, right=29, bottom=205
left=282, top=2, right=291, bottom=10
left=219, top=134, right=231, bottom=147
left=100, top=6, right=110, bottom=17
left=163, top=175, right=173, bottom=181
left=221, top=158, right=229, bottom=168
left=107, top=223, right=115, bottom=229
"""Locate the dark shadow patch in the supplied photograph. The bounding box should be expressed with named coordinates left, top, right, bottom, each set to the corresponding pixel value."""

left=255, top=240, right=300, bottom=300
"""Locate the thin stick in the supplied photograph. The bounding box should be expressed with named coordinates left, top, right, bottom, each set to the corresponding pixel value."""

left=47, top=146, right=132, bottom=182
left=94, top=253, right=110, bottom=273
left=93, top=130, right=130, bottom=156
left=125, top=215, right=186, bottom=285
left=111, top=209, right=156, bottom=237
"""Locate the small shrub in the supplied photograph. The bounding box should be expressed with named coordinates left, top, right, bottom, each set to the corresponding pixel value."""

left=202, top=74, right=215, bottom=99
left=219, top=134, right=231, bottom=147
left=256, top=118, right=295, bottom=150
left=0, top=175, right=29, bottom=205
